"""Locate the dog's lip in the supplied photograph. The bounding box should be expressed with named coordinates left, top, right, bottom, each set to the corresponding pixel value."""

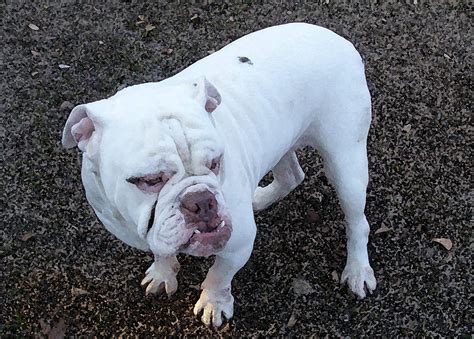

left=192, top=219, right=225, bottom=233
left=179, top=220, right=230, bottom=250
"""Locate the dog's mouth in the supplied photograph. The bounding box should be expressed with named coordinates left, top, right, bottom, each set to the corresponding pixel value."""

left=188, top=218, right=229, bottom=243
left=179, top=218, right=232, bottom=256
left=174, top=187, right=232, bottom=256
left=146, top=199, right=231, bottom=256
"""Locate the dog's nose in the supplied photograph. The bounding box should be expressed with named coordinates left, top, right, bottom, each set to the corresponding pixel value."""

left=181, top=190, right=218, bottom=224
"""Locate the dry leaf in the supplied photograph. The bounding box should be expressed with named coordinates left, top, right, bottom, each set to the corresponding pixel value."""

left=306, top=209, right=320, bottom=223
left=28, top=23, right=40, bottom=30
left=221, top=323, right=232, bottom=333
left=287, top=311, right=297, bottom=328
left=138, top=15, right=145, bottom=21
left=71, top=287, right=89, bottom=296
left=60, top=101, right=74, bottom=111
left=144, top=24, right=155, bottom=32
left=432, top=238, right=453, bottom=251
left=58, top=64, right=71, bottom=69
left=375, top=225, right=391, bottom=234
left=39, top=319, right=51, bottom=335
left=48, top=318, right=66, bottom=339
left=292, top=278, right=314, bottom=296
left=402, top=124, right=412, bottom=133
left=31, top=71, right=39, bottom=77
left=331, top=270, right=339, bottom=282
left=444, top=251, right=454, bottom=263
left=21, top=232, right=34, bottom=241
left=31, top=50, right=40, bottom=56
left=38, top=318, right=66, bottom=339
left=190, top=14, right=199, bottom=21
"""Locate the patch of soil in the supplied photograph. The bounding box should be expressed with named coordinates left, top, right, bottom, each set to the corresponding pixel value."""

left=1, top=2, right=471, bottom=336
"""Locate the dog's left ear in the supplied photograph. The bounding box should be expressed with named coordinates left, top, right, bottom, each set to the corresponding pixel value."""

left=193, top=77, right=221, bottom=113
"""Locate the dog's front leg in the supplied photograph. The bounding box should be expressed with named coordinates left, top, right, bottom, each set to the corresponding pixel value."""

left=141, top=255, right=180, bottom=296
left=193, top=218, right=256, bottom=328
left=193, top=247, right=253, bottom=327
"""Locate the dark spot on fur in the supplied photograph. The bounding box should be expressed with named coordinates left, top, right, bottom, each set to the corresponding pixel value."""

left=238, top=56, right=253, bottom=65
left=148, top=201, right=157, bottom=233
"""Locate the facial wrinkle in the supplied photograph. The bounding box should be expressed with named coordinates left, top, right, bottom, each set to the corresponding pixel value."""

left=166, top=118, right=191, bottom=169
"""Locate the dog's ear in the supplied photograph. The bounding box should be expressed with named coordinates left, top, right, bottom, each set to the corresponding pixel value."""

left=193, top=77, right=221, bottom=113
left=61, top=100, right=107, bottom=152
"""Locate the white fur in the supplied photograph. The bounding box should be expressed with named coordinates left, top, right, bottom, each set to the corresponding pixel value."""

left=63, top=23, right=376, bottom=327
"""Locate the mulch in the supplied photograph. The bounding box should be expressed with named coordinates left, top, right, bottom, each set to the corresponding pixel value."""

left=1, top=2, right=471, bottom=336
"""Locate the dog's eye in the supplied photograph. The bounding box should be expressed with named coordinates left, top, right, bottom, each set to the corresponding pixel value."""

left=209, top=158, right=220, bottom=174
left=144, top=177, right=163, bottom=185
left=127, top=173, right=169, bottom=193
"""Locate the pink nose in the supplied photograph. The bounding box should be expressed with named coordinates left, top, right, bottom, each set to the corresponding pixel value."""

left=181, top=190, right=218, bottom=224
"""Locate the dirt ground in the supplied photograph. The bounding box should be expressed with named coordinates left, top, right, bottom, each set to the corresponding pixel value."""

left=1, top=1, right=471, bottom=337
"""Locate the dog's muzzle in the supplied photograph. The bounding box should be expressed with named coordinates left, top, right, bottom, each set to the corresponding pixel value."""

left=178, top=188, right=232, bottom=256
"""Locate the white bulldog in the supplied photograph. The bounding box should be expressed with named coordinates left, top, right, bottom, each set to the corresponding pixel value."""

left=62, top=23, right=376, bottom=327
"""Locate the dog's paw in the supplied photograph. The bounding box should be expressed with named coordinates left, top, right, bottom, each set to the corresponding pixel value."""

left=141, top=260, right=179, bottom=296
left=341, top=263, right=376, bottom=299
left=193, top=288, right=234, bottom=328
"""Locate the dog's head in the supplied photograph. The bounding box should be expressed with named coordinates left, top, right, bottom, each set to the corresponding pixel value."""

left=62, top=77, right=232, bottom=257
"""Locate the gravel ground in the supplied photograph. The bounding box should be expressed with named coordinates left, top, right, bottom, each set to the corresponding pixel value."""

left=1, top=2, right=472, bottom=337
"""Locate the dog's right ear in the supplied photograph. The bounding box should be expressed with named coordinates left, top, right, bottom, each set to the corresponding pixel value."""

left=61, top=100, right=107, bottom=152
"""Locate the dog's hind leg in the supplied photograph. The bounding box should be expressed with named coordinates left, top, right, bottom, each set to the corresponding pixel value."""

left=321, top=141, right=376, bottom=298
left=252, top=150, right=304, bottom=211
